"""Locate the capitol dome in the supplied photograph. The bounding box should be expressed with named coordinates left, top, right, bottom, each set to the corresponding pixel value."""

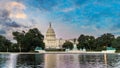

left=46, top=23, right=56, bottom=39
left=44, top=22, right=66, bottom=49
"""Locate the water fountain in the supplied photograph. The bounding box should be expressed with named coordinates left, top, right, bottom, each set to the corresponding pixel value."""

left=56, top=54, right=80, bottom=68
left=67, top=39, right=86, bottom=53
left=73, top=42, right=78, bottom=51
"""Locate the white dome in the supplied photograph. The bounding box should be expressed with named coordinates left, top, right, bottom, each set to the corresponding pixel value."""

left=46, top=23, right=56, bottom=39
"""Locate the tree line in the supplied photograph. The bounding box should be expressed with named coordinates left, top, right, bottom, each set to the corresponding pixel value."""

left=0, top=28, right=45, bottom=52
left=62, top=33, right=120, bottom=52
left=0, top=28, right=120, bottom=52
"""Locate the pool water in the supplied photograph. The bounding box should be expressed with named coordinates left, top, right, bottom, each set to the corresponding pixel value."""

left=0, top=53, right=120, bottom=68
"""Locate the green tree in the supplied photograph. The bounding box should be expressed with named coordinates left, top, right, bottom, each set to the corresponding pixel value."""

left=0, top=35, right=11, bottom=52
left=96, top=33, right=115, bottom=50
left=10, top=43, right=19, bottom=52
left=112, top=36, right=120, bottom=50
left=12, top=28, right=45, bottom=52
left=87, top=36, right=96, bottom=50
left=12, top=31, right=25, bottom=52
left=62, top=41, right=73, bottom=50
left=95, top=37, right=104, bottom=51
left=77, top=34, right=95, bottom=51
left=25, top=28, right=45, bottom=51
left=77, top=34, right=86, bottom=49
left=101, top=33, right=114, bottom=47
left=4, top=40, right=12, bottom=52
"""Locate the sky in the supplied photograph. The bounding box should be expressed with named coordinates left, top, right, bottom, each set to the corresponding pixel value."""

left=0, top=0, right=120, bottom=40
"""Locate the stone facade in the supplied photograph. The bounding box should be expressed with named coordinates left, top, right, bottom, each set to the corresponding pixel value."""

left=44, top=23, right=76, bottom=49
left=44, top=23, right=65, bottom=49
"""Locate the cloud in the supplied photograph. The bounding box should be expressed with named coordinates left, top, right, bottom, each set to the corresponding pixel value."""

left=0, top=8, right=28, bottom=40
left=10, top=13, right=27, bottom=19
left=62, top=7, right=75, bottom=12
left=0, top=1, right=30, bottom=40
left=5, top=1, right=27, bottom=19
left=6, top=1, right=25, bottom=10
left=0, top=0, right=120, bottom=40
left=0, top=29, right=6, bottom=34
left=5, top=21, right=21, bottom=27
left=0, top=9, right=20, bottom=27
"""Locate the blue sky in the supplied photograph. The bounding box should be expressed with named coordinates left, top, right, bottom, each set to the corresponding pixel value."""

left=0, top=0, right=120, bottom=40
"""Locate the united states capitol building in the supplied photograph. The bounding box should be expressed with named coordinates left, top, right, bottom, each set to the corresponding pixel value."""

left=44, top=23, right=76, bottom=49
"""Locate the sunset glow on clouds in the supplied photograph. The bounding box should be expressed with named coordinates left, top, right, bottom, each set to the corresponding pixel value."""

left=0, top=0, right=120, bottom=40
left=8, top=2, right=27, bottom=19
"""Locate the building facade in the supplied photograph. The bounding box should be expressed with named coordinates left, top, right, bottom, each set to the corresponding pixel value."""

left=44, top=23, right=65, bottom=49
left=44, top=23, right=77, bottom=49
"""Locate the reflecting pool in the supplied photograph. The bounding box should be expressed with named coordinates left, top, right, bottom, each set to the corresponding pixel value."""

left=0, top=53, right=120, bottom=68
left=0, top=54, right=44, bottom=68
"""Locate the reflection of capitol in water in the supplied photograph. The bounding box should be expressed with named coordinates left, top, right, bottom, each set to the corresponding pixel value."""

left=0, top=54, right=120, bottom=68
left=44, top=54, right=117, bottom=68
left=57, top=54, right=80, bottom=68
left=45, top=54, right=80, bottom=68
left=45, top=54, right=57, bottom=68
